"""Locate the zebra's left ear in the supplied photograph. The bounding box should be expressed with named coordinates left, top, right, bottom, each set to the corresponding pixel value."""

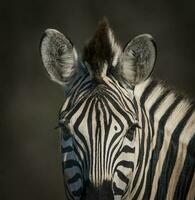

left=120, top=34, right=157, bottom=85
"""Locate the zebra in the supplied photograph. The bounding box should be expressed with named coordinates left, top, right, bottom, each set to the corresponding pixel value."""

left=40, top=19, right=195, bottom=200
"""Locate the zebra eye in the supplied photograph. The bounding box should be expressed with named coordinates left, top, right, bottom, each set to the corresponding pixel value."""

left=126, top=128, right=134, bottom=141
left=56, top=118, right=72, bottom=135
left=126, top=123, right=140, bottom=140
left=130, top=123, right=141, bottom=130
left=62, top=125, right=71, bottom=136
left=61, top=124, right=73, bottom=138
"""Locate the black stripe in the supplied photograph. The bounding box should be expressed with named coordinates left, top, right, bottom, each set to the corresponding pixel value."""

left=115, top=160, right=134, bottom=170
left=94, top=99, right=99, bottom=184
left=72, top=80, right=92, bottom=103
left=155, top=106, right=194, bottom=200
left=73, top=97, right=96, bottom=173
left=109, top=81, right=135, bottom=114
left=97, top=100, right=103, bottom=184
left=68, top=173, right=82, bottom=184
left=149, top=89, right=171, bottom=137
left=59, top=76, right=86, bottom=114
left=103, top=98, right=125, bottom=172
left=142, top=89, right=170, bottom=199
left=140, top=80, right=158, bottom=106
left=106, top=83, right=125, bottom=104
left=112, top=144, right=135, bottom=173
left=121, top=145, right=135, bottom=154
left=65, top=96, right=87, bottom=120
left=64, top=160, right=81, bottom=168
left=106, top=88, right=136, bottom=120
left=103, top=93, right=132, bottom=125
left=116, top=169, right=129, bottom=185
left=133, top=109, right=151, bottom=200
left=74, top=139, right=86, bottom=173
left=100, top=100, right=111, bottom=172
left=64, top=181, right=74, bottom=200
left=62, top=146, right=73, bottom=153
left=131, top=109, right=146, bottom=190
left=113, top=182, right=124, bottom=195
left=69, top=74, right=89, bottom=95
left=143, top=96, right=182, bottom=199
left=173, top=135, right=195, bottom=199
left=72, top=187, right=83, bottom=197
left=87, top=98, right=96, bottom=177
left=110, top=139, right=124, bottom=172
left=107, top=80, right=133, bottom=111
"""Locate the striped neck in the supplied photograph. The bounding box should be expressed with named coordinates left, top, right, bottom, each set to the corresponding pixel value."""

left=134, top=79, right=195, bottom=140
left=128, top=78, right=195, bottom=200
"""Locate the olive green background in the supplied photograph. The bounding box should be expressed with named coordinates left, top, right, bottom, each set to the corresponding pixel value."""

left=1, top=0, right=195, bottom=199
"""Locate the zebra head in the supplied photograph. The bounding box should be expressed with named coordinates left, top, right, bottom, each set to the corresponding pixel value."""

left=40, top=19, right=156, bottom=200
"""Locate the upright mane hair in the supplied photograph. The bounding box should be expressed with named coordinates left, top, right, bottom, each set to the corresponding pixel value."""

left=82, top=18, right=121, bottom=81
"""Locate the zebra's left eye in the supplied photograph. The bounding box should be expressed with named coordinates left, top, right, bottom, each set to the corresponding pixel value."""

left=126, top=123, right=140, bottom=140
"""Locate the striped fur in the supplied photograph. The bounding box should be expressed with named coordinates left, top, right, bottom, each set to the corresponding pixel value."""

left=59, top=73, right=195, bottom=200
left=125, top=78, right=195, bottom=200
left=40, top=19, right=195, bottom=200
left=60, top=74, right=138, bottom=199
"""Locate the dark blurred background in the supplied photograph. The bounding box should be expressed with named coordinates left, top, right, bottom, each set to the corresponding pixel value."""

left=1, top=0, right=195, bottom=199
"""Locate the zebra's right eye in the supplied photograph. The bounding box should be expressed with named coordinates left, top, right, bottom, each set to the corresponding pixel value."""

left=61, top=124, right=73, bottom=138
left=58, top=118, right=72, bottom=136
left=61, top=124, right=70, bottom=133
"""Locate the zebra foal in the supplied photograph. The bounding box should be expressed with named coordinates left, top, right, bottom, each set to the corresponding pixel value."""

left=40, top=19, right=195, bottom=200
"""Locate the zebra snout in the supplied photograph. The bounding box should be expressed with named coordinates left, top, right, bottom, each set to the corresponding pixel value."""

left=85, top=181, right=114, bottom=200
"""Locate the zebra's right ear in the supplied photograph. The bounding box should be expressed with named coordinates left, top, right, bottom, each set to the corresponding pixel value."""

left=40, top=29, right=78, bottom=85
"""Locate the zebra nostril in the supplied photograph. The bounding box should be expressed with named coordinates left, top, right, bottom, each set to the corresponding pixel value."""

left=114, top=125, right=117, bottom=131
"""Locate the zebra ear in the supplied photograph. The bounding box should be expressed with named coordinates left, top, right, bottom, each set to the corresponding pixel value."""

left=120, top=34, right=157, bottom=85
left=40, top=29, right=78, bottom=85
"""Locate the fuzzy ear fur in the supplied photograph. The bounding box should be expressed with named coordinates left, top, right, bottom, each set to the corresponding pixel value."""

left=40, top=29, right=78, bottom=85
left=120, top=34, right=157, bottom=85
left=83, top=18, right=121, bottom=81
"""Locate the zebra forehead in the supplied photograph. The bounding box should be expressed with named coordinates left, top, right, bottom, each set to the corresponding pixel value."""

left=61, top=77, right=137, bottom=122
left=61, top=91, right=136, bottom=131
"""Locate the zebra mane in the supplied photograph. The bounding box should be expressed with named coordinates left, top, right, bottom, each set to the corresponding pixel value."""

left=82, top=18, right=121, bottom=81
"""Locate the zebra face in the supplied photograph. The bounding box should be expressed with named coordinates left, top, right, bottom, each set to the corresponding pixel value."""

left=40, top=19, right=156, bottom=200
left=59, top=76, right=139, bottom=199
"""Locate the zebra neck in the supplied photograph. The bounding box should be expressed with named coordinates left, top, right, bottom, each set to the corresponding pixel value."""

left=134, top=78, right=195, bottom=138
left=128, top=79, right=195, bottom=200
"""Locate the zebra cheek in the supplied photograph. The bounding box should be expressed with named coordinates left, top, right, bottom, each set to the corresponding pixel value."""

left=112, top=163, right=133, bottom=198
left=112, top=171, right=130, bottom=199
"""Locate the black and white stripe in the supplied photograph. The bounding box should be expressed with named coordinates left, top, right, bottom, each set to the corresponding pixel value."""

left=125, top=79, right=195, bottom=200
left=40, top=19, right=195, bottom=200
left=60, top=75, right=138, bottom=199
left=60, top=76, right=195, bottom=200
